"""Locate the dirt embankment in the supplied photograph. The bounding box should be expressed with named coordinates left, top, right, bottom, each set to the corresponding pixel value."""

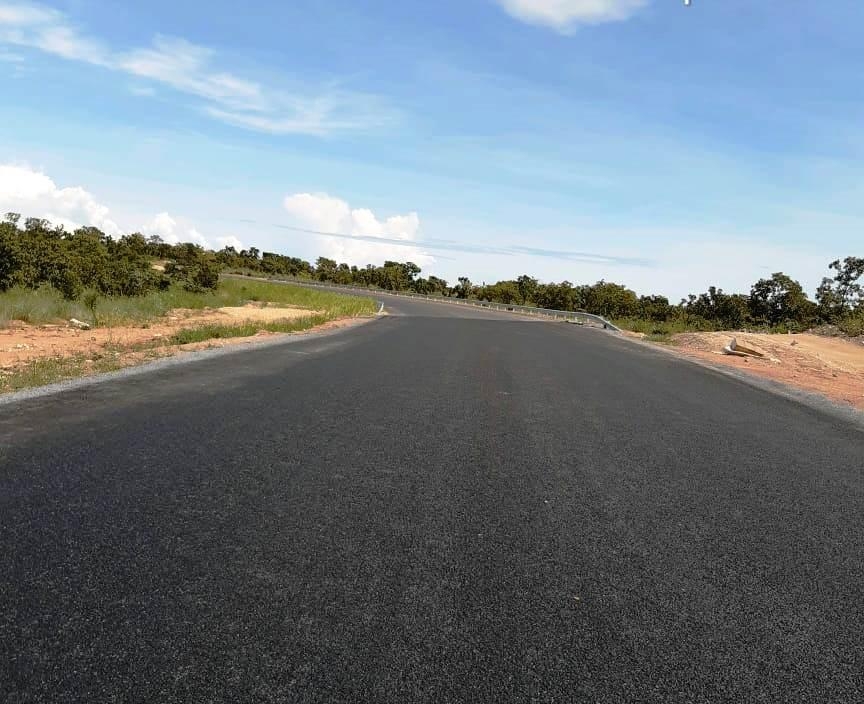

left=0, top=304, right=321, bottom=370
left=654, top=331, right=864, bottom=409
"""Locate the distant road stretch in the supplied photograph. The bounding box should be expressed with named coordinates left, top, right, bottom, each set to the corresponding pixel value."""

left=2, top=295, right=862, bottom=702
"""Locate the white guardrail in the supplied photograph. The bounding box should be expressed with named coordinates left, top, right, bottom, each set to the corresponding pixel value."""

left=229, top=274, right=621, bottom=331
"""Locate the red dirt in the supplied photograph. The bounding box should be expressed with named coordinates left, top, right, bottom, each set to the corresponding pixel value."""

left=664, top=331, right=864, bottom=410
left=0, top=304, right=345, bottom=374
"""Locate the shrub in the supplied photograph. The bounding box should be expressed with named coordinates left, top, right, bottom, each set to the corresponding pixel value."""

left=839, top=310, right=864, bottom=337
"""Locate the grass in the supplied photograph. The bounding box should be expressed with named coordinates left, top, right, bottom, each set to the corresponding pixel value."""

left=0, top=278, right=376, bottom=394
left=168, top=315, right=331, bottom=345
left=0, top=278, right=376, bottom=328
left=0, top=313, right=343, bottom=394
left=0, top=349, right=168, bottom=394
left=839, top=311, right=864, bottom=337
left=0, top=285, right=92, bottom=326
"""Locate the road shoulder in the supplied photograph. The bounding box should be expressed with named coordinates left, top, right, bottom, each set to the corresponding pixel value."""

left=607, top=329, right=864, bottom=430
left=0, top=315, right=378, bottom=408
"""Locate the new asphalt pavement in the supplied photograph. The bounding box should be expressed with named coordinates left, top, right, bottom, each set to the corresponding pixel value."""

left=1, top=295, right=863, bottom=703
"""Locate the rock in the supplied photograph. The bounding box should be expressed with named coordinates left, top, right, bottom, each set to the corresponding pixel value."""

left=723, top=337, right=765, bottom=358
left=69, top=318, right=91, bottom=330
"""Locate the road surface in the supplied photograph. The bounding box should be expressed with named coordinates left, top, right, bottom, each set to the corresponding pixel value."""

left=2, top=296, right=863, bottom=702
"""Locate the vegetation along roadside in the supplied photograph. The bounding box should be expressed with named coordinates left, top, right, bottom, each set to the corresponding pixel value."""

left=1, top=212, right=862, bottom=397
left=0, top=216, right=376, bottom=392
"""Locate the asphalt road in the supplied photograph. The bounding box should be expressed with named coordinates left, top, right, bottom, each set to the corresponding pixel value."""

left=2, top=296, right=863, bottom=703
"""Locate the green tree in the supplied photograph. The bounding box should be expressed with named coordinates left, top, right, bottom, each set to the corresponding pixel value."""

left=535, top=281, right=577, bottom=311
left=583, top=281, right=639, bottom=318
left=454, top=276, right=473, bottom=299
left=315, top=257, right=338, bottom=282
left=516, top=275, right=538, bottom=305
left=185, top=257, right=220, bottom=292
left=638, top=295, right=672, bottom=322
left=816, top=257, right=864, bottom=321
left=749, top=272, right=815, bottom=329
left=0, top=217, right=21, bottom=291
left=415, top=276, right=448, bottom=295
left=830, top=257, right=864, bottom=307
left=685, top=287, right=750, bottom=329
left=478, top=280, right=519, bottom=304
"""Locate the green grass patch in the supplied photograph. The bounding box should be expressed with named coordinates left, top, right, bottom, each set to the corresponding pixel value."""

left=0, top=279, right=374, bottom=393
left=0, top=350, right=168, bottom=394
left=169, top=314, right=330, bottom=345
left=0, top=285, right=92, bottom=326
left=0, top=311, right=340, bottom=394
left=838, top=311, right=864, bottom=337
left=0, top=278, right=376, bottom=327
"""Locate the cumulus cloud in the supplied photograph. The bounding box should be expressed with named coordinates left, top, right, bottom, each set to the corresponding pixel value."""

left=0, top=163, right=235, bottom=248
left=139, top=213, right=211, bottom=247
left=283, top=193, right=433, bottom=267
left=0, top=163, right=120, bottom=235
left=214, top=234, right=243, bottom=250
left=0, top=2, right=393, bottom=136
left=144, top=211, right=177, bottom=240
left=496, top=0, right=649, bottom=31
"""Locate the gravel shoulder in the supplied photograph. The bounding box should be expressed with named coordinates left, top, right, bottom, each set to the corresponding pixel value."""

left=628, top=330, right=864, bottom=410
left=0, top=304, right=369, bottom=394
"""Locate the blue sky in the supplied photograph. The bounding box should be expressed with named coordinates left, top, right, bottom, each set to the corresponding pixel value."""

left=1, top=0, right=862, bottom=299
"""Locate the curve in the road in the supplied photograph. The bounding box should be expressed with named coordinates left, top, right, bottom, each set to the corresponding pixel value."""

left=2, top=295, right=863, bottom=703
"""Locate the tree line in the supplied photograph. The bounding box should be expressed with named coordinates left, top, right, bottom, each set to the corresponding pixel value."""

left=233, top=251, right=863, bottom=336
left=1, top=213, right=862, bottom=335
left=0, top=215, right=220, bottom=298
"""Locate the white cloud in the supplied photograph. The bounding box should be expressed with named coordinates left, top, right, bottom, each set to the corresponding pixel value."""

left=204, top=107, right=380, bottom=138
left=0, top=3, right=56, bottom=25
left=144, top=211, right=177, bottom=240
left=0, top=2, right=391, bottom=135
left=30, top=23, right=108, bottom=63
left=0, top=163, right=233, bottom=248
left=0, top=163, right=120, bottom=235
left=117, top=35, right=265, bottom=112
left=214, top=235, right=243, bottom=250
left=142, top=211, right=210, bottom=247
left=283, top=192, right=433, bottom=267
left=186, top=228, right=208, bottom=247
left=496, top=0, right=649, bottom=31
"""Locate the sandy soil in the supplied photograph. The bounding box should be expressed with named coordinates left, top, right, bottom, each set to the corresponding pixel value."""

left=0, top=304, right=322, bottom=369
left=661, top=331, right=864, bottom=409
